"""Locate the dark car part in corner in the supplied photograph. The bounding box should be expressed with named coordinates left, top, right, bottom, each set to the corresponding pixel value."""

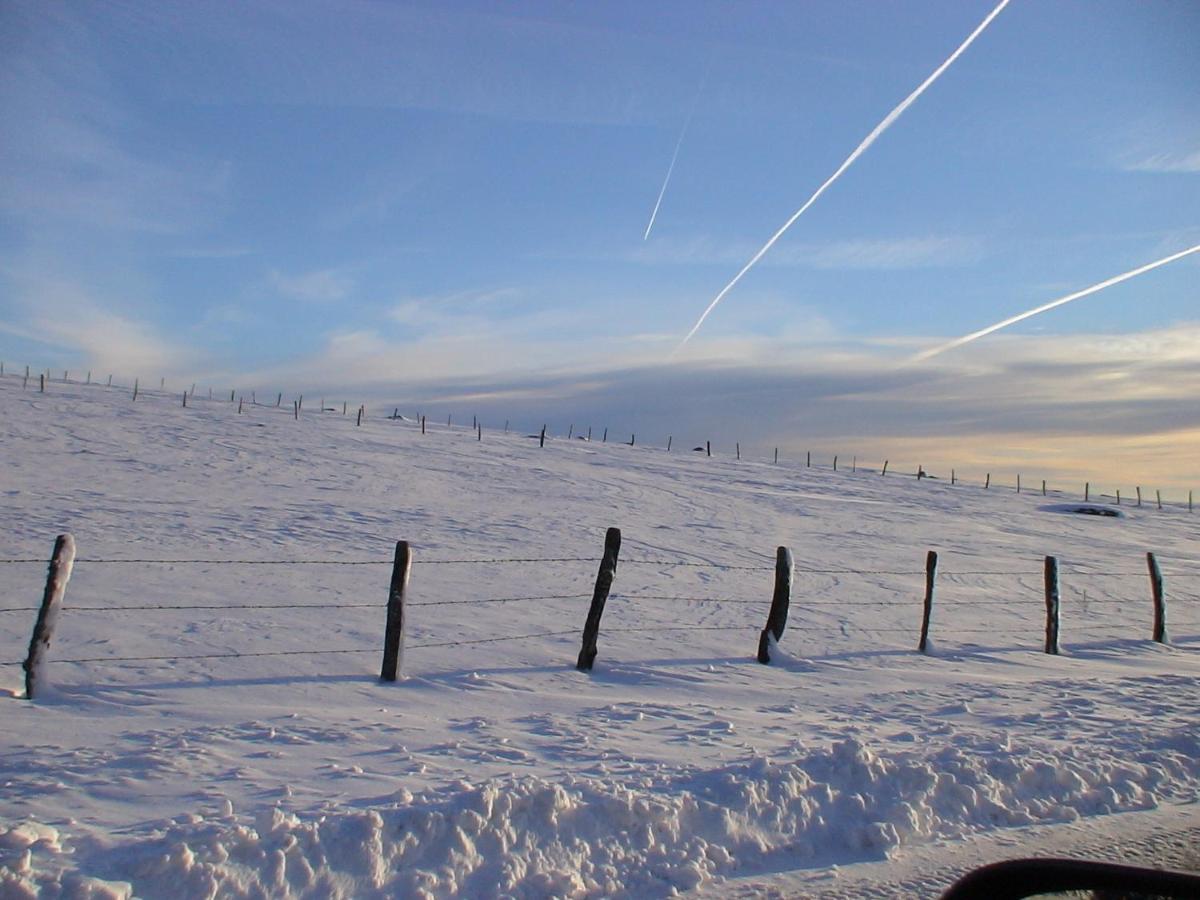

left=940, top=857, right=1200, bottom=899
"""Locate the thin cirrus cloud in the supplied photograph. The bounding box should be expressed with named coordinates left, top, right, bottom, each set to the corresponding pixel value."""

left=1122, top=150, right=1200, bottom=174
left=625, top=235, right=984, bottom=270
left=268, top=268, right=356, bottom=303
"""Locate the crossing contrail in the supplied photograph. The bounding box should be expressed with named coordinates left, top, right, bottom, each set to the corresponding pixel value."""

left=645, top=65, right=712, bottom=241
left=673, top=0, right=1010, bottom=354
left=909, top=243, right=1200, bottom=363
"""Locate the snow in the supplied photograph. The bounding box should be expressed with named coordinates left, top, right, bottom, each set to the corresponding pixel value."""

left=2, top=375, right=1198, bottom=898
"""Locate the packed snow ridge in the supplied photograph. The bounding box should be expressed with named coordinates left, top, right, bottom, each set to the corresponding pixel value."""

left=5, top=730, right=1198, bottom=898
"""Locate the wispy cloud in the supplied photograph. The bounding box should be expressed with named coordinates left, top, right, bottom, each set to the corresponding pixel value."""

left=269, top=268, right=356, bottom=303
left=624, top=234, right=985, bottom=270
left=1121, top=150, right=1200, bottom=174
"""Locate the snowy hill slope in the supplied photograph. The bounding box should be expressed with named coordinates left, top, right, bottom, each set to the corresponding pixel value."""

left=2, top=376, right=1198, bottom=897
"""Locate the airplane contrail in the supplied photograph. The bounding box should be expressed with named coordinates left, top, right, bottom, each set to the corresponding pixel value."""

left=909, top=243, right=1200, bottom=363
left=645, top=65, right=712, bottom=241
left=673, top=0, right=1010, bottom=353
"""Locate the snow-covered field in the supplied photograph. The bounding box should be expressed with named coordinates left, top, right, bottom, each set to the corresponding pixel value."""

left=2, top=375, right=1198, bottom=898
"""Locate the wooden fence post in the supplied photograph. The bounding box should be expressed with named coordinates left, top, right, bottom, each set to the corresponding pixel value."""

left=806, top=451, right=811, bottom=467
left=1116, top=489, right=1121, bottom=505
left=852, top=456, right=857, bottom=473
left=1147, top=552, right=1167, bottom=644
left=1017, top=474, right=1021, bottom=493
left=1043, top=555, right=1060, bottom=655
left=773, top=447, right=778, bottom=464
left=1136, top=486, right=1142, bottom=507
left=1042, top=479, right=1046, bottom=496
left=356, top=407, right=363, bottom=426
left=567, top=424, right=573, bottom=439
left=238, top=397, right=243, bottom=414
left=39, top=373, right=45, bottom=393
left=918, top=550, right=938, bottom=653
left=1084, top=482, right=1089, bottom=502
left=602, top=427, right=607, bottom=443
left=1189, top=490, right=1193, bottom=513
left=477, top=423, right=482, bottom=441
left=757, top=546, right=793, bottom=664
left=577, top=527, right=621, bottom=671
left=832, top=454, right=837, bottom=471
left=669, top=436, right=674, bottom=452
left=882, top=460, right=889, bottom=476
left=294, top=400, right=298, bottom=420
left=23, top=534, right=76, bottom=700
left=1156, top=490, right=1162, bottom=510
left=421, top=415, right=426, bottom=434
left=230, top=389, right=235, bottom=402
left=985, top=472, right=990, bottom=489
left=951, top=469, right=956, bottom=485
left=132, top=378, right=138, bottom=401
left=540, top=425, right=546, bottom=448
left=380, top=541, right=411, bottom=682
left=276, top=392, right=282, bottom=407
left=706, top=440, right=711, bottom=458
left=737, top=442, right=740, bottom=460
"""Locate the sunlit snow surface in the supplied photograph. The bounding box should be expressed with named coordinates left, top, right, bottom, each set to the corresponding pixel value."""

left=2, top=377, right=1198, bottom=898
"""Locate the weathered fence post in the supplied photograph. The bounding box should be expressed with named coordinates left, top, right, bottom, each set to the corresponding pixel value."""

left=952, top=469, right=956, bottom=485
left=230, top=389, right=235, bottom=402
left=602, top=427, right=607, bottom=443
left=293, top=400, right=298, bottom=420
left=356, top=406, right=363, bottom=426
left=276, top=392, right=282, bottom=407
left=540, top=425, right=546, bottom=448
left=1084, top=482, right=1090, bottom=502
left=882, top=460, right=889, bottom=476
left=1137, top=486, right=1142, bottom=507
left=1017, top=474, right=1021, bottom=493
left=1156, top=490, right=1162, bottom=510
left=237, top=397, right=243, bottom=414
left=1147, top=552, right=1167, bottom=643
left=132, top=378, right=138, bottom=401
left=773, top=447, right=777, bottom=464
left=380, top=541, right=411, bottom=682
left=918, top=550, right=938, bottom=653
left=576, top=527, right=621, bottom=671
left=757, top=546, right=793, bottom=664
left=567, top=424, right=573, bottom=439
left=630, top=433, right=636, bottom=447
left=806, top=451, right=811, bottom=468
left=832, top=454, right=837, bottom=471
left=477, top=423, right=482, bottom=441
left=23, top=534, right=77, bottom=700
left=421, top=415, right=426, bottom=434
left=182, top=391, right=188, bottom=407
left=39, top=373, right=45, bottom=393
left=736, top=442, right=740, bottom=460
left=1117, top=489, right=1121, bottom=505
left=1042, top=479, right=1046, bottom=496
left=706, top=440, right=711, bottom=458
left=1043, top=555, right=1060, bottom=655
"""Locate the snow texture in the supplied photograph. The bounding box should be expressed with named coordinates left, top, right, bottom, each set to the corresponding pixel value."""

left=1, top=374, right=1198, bottom=897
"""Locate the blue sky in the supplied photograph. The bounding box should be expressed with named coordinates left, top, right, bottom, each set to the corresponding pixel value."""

left=2, top=1, right=1198, bottom=490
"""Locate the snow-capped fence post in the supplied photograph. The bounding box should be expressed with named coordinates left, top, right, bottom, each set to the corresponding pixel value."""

left=23, top=534, right=76, bottom=700
left=918, top=550, right=938, bottom=653
left=1147, top=552, right=1167, bottom=644
left=576, top=527, right=621, bottom=672
left=1043, top=556, right=1060, bottom=655
left=756, top=546, right=793, bottom=664
left=380, top=541, right=411, bottom=682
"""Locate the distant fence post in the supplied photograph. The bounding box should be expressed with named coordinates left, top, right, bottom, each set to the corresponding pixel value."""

left=1043, top=555, right=1060, bottom=655
left=540, top=425, right=546, bottom=448
left=706, top=441, right=711, bottom=458
left=757, top=546, right=793, bottom=664
left=985, top=472, right=990, bottom=489
left=380, top=541, right=412, bottom=682
left=882, top=460, right=888, bottom=476
left=832, top=454, right=837, bottom=471
left=1042, top=479, right=1046, bottom=496
left=23, top=534, right=77, bottom=700
left=576, top=527, right=621, bottom=671
left=1084, top=482, right=1089, bottom=502
left=918, top=550, right=938, bottom=653
left=39, top=373, right=45, bottom=393
left=602, top=427, right=607, bottom=443
left=1156, top=490, right=1162, bottom=510
left=1136, top=486, right=1142, bottom=507
left=1147, top=552, right=1167, bottom=644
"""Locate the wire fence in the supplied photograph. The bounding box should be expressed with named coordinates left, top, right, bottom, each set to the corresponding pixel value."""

left=3, top=542, right=1197, bottom=680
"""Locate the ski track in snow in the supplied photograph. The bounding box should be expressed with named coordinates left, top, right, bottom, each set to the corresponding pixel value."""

left=1, top=376, right=1199, bottom=898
